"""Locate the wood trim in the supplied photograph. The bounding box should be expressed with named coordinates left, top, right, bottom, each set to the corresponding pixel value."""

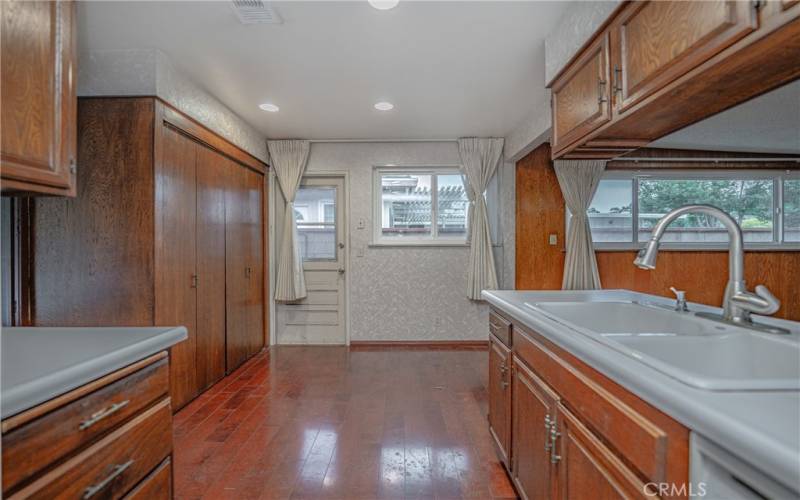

left=1, top=351, right=168, bottom=433
left=349, top=340, right=489, bottom=350
left=78, top=96, right=268, bottom=174
left=156, top=99, right=267, bottom=174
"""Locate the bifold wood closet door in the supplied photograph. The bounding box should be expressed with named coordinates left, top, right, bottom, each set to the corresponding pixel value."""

left=28, top=97, right=267, bottom=411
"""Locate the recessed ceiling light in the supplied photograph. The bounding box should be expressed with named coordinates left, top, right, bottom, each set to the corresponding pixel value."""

left=374, top=101, right=394, bottom=111
left=259, top=103, right=279, bottom=112
left=369, top=0, right=399, bottom=10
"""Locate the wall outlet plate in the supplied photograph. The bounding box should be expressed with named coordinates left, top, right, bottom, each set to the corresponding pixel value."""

left=549, top=234, right=558, bottom=245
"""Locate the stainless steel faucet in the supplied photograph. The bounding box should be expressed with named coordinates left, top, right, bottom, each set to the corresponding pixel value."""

left=634, top=204, right=786, bottom=333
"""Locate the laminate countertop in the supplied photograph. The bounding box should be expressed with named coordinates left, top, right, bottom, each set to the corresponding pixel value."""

left=483, top=289, right=800, bottom=494
left=1, top=326, right=187, bottom=419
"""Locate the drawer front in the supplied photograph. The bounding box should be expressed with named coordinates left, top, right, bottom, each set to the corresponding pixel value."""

left=489, top=310, right=511, bottom=347
left=124, top=458, right=171, bottom=500
left=3, top=357, right=169, bottom=492
left=513, top=326, right=672, bottom=483
left=10, top=398, right=172, bottom=500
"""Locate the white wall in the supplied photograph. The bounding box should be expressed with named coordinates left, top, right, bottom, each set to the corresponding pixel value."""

left=295, top=141, right=513, bottom=342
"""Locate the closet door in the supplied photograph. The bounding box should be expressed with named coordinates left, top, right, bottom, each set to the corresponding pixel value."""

left=155, top=124, right=198, bottom=410
left=195, top=145, right=227, bottom=389
left=225, top=159, right=249, bottom=372
left=245, top=169, right=265, bottom=357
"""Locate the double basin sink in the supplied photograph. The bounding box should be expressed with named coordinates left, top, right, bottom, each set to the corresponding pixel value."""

left=524, top=300, right=800, bottom=391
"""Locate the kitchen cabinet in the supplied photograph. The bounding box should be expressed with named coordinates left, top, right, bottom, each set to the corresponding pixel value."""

left=488, top=332, right=511, bottom=466
left=1, top=0, right=77, bottom=196
left=611, top=1, right=756, bottom=115
left=225, top=160, right=266, bottom=373
left=27, top=97, right=268, bottom=411
left=2, top=352, right=173, bottom=499
left=551, top=33, right=611, bottom=155
left=511, top=357, right=558, bottom=500
left=488, top=308, right=690, bottom=499
left=549, top=0, right=800, bottom=159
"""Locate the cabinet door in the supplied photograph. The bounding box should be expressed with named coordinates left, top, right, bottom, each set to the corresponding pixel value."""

left=195, top=145, right=227, bottom=389
left=551, top=32, right=611, bottom=156
left=244, top=168, right=265, bottom=357
left=489, top=334, right=512, bottom=467
left=555, top=403, right=650, bottom=500
left=225, top=160, right=249, bottom=372
left=612, top=0, right=757, bottom=114
left=155, top=125, right=197, bottom=410
left=512, top=356, right=559, bottom=500
left=1, top=0, right=76, bottom=196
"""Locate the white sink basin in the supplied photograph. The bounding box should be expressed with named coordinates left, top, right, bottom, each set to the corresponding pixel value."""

left=526, top=301, right=800, bottom=391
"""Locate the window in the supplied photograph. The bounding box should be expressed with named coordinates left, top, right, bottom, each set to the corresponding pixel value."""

left=572, top=170, right=800, bottom=249
left=374, top=167, right=469, bottom=245
left=295, top=186, right=337, bottom=260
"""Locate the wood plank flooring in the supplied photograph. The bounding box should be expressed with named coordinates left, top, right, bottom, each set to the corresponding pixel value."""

left=173, top=346, right=517, bottom=500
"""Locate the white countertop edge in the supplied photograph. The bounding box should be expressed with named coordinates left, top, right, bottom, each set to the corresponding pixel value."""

left=482, top=289, right=800, bottom=493
left=1, top=326, right=187, bottom=419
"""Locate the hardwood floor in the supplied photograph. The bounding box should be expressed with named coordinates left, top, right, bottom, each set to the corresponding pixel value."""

left=173, top=346, right=517, bottom=500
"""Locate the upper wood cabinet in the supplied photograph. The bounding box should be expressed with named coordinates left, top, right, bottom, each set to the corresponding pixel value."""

left=1, top=0, right=77, bottom=196
left=549, top=0, right=800, bottom=159
left=611, top=0, right=757, bottom=115
left=551, top=33, right=611, bottom=156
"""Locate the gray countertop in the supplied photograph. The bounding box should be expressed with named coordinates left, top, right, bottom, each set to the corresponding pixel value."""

left=482, top=289, right=800, bottom=494
left=1, top=326, right=187, bottom=419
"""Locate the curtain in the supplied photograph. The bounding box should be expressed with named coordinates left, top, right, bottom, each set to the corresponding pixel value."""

left=458, top=137, right=504, bottom=300
left=554, top=159, right=606, bottom=290
left=268, top=140, right=310, bottom=302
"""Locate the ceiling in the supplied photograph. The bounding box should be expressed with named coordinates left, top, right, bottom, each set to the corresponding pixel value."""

left=78, top=1, right=567, bottom=141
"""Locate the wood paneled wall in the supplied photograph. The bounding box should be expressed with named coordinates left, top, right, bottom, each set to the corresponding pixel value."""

left=515, top=143, right=800, bottom=321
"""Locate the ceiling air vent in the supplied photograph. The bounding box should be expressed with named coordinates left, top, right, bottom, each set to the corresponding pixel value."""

left=231, top=0, right=282, bottom=25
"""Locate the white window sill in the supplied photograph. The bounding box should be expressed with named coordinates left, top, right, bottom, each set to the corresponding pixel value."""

left=593, top=243, right=800, bottom=252
left=369, top=240, right=469, bottom=248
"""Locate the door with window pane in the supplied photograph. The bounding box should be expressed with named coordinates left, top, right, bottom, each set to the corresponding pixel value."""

left=277, top=176, right=346, bottom=344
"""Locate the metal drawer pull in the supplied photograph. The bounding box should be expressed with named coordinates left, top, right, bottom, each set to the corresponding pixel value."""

left=544, top=414, right=552, bottom=453
left=550, top=425, right=562, bottom=464
left=79, top=400, right=130, bottom=430
left=83, top=459, right=134, bottom=499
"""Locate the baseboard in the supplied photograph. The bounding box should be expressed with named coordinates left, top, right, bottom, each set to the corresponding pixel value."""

left=349, top=340, right=489, bottom=350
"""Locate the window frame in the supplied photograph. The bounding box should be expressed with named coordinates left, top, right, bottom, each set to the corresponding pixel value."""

left=372, top=165, right=469, bottom=247
left=570, top=169, right=800, bottom=251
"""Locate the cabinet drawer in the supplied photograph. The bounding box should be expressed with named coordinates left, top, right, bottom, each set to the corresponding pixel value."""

left=489, top=310, right=511, bottom=347
left=124, top=458, right=171, bottom=500
left=9, top=398, right=172, bottom=500
left=513, top=325, right=682, bottom=484
left=2, top=356, right=169, bottom=492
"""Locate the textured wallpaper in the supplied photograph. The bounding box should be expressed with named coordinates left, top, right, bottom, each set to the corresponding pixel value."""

left=288, top=141, right=517, bottom=342
left=544, top=1, right=621, bottom=84
left=77, top=48, right=268, bottom=162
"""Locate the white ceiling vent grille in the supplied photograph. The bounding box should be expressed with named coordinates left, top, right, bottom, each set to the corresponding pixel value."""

left=231, top=0, right=282, bottom=25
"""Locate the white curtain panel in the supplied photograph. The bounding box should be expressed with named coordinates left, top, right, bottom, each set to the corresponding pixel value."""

left=458, top=137, right=504, bottom=300
left=268, top=140, right=310, bottom=302
left=554, top=159, right=606, bottom=290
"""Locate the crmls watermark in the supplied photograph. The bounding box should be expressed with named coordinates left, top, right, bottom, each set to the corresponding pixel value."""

left=644, top=482, right=708, bottom=497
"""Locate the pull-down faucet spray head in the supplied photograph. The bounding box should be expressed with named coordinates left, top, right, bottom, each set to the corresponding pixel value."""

left=633, top=239, right=659, bottom=270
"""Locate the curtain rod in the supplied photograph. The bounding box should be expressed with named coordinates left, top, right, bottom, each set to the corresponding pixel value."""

left=613, top=157, right=800, bottom=162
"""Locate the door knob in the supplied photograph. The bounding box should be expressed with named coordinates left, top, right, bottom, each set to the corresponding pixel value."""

left=337, top=268, right=345, bottom=275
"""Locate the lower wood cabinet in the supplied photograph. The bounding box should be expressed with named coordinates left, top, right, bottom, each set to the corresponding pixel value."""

left=488, top=308, right=690, bottom=500
left=27, top=97, right=268, bottom=410
left=1, top=352, right=173, bottom=499
left=488, top=333, right=511, bottom=466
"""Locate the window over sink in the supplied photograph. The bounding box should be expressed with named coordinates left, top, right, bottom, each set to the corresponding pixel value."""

left=570, top=170, right=800, bottom=250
